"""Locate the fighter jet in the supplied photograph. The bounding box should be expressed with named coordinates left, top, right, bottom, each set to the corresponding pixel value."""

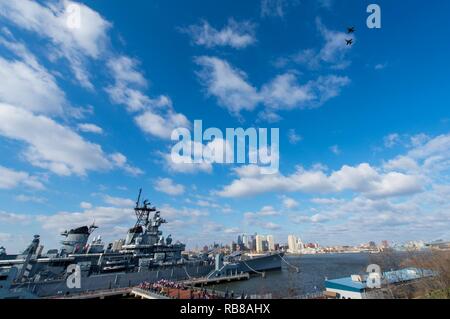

left=347, top=27, right=355, bottom=34
left=345, top=39, right=353, bottom=46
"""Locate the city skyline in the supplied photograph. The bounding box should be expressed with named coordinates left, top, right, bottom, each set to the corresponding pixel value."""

left=1, top=0, right=450, bottom=253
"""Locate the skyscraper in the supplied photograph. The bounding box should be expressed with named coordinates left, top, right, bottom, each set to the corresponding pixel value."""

left=288, top=235, right=303, bottom=254
left=255, top=235, right=266, bottom=253
left=267, top=235, right=275, bottom=251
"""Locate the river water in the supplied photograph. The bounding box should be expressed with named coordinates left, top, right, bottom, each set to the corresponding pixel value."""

left=213, top=253, right=371, bottom=298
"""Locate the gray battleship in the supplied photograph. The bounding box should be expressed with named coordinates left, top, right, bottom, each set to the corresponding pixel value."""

left=0, top=190, right=284, bottom=299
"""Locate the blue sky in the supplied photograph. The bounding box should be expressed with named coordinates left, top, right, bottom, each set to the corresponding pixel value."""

left=0, top=0, right=450, bottom=252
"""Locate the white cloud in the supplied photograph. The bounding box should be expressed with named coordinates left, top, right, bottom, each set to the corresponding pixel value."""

left=15, top=194, right=47, bottom=204
left=0, top=211, right=28, bottom=224
left=105, top=55, right=191, bottom=140
left=102, top=195, right=135, bottom=208
left=409, top=133, right=430, bottom=147
left=292, top=213, right=331, bottom=224
left=288, top=129, right=302, bottom=144
left=329, top=145, right=341, bottom=155
left=0, top=103, right=134, bottom=176
left=260, top=0, right=298, bottom=18
left=105, top=56, right=150, bottom=112
left=159, top=137, right=233, bottom=174
left=0, top=38, right=67, bottom=116
left=80, top=202, right=92, bottom=209
left=110, top=153, right=143, bottom=176
left=135, top=109, right=190, bottom=140
left=182, top=19, right=256, bottom=49
left=262, top=222, right=281, bottom=230
left=0, top=0, right=111, bottom=89
left=196, top=56, right=350, bottom=116
left=260, top=73, right=314, bottom=110
left=374, top=63, right=387, bottom=70
left=282, top=196, right=299, bottom=209
left=217, top=163, right=423, bottom=198
left=161, top=151, right=213, bottom=174
left=107, top=56, right=147, bottom=87
left=0, top=165, right=44, bottom=190
left=154, top=178, right=185, bottom=196
left=384, top=133, right=401, bottom=148
left=37, top=206, right=134, bottom=233
left=384, top=156, right=420, bottom=172
left=106, top=83, right=152, bottom=113
left=77, top=123, right=103, bottom=134
left=195, top=56, right=260, bottom=114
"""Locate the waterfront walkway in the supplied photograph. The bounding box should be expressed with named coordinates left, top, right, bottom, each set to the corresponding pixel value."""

left=182, top=273, right=250, bottom=286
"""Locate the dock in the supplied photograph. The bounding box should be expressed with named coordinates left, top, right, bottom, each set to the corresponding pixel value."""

left=130, top=287, right=170, bottom=299
left=47, top=288, right=132, bottom=299
left=182, top=272, right=250, bottom=286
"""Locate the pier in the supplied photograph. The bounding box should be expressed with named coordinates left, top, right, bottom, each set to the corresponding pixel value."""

left=47, top=288, right=132, bottom=299
left=183, top=272, right=250, bottom=286
left=130, top=288, right=170, bottom=299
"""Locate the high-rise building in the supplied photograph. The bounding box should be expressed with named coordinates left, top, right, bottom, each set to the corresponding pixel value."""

left=267, top=235, right=275, bottom=251
left=255, top=235, right=266, bottom=253
left=287, top=235, right=303, bottom=254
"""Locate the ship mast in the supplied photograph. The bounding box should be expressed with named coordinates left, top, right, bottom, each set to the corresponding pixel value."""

left=133, top=188, right=157, bottom=230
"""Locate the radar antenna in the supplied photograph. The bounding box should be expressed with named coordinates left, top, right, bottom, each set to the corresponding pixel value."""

left=133, top=189, right=157, bottom=229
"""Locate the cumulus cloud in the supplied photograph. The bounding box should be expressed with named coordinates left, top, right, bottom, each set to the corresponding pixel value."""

left=15, top=194, right=47, bottom=204
left=154, top=178, right=185, bottom=196
left=37, top=206, right=134, bottom=233
left=110, top=153, right=143, bottom=176
left=0, top=103, right=140, bottom=176
left=102, top=195, right=135, bottom=207
left=282, top=196, right=299, bottom=209
left=217, top=163, right=423, bottom=198
left=0, top=0, right=111, bottom=89
left=195, top=56, right=260, bottom=114
left=0, top=36, right=68, bottom=116
left=135, top=109, right=190, bottom=141
left=77, top=123, right=103, bottom=134
left=182, top=19, right=256, bottom=49
left=159, top=137, right=234, bottom=174
left=161, top=152, right=213, bottom=174
left=260, top=0, right=299, bottom=18
left=0, top=165, right=44, bottom=190
left=106, top=55, right=191, bottom=140
left=195, top=56, right=350, bottom=116
left=0, top=211, right=29, bottom=224
left=384, top=133, right=401, bottom=148
left=288, top=129, right=302, bottom=144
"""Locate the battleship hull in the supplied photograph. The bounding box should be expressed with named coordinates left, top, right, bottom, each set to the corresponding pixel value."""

left=237, top=253, right=284, bottom=273
left=2, top=263, right=215, bottom=298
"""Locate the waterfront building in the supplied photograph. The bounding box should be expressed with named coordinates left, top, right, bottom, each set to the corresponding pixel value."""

left=325, top=268, right=435, bottom=299
left=255, top=235, right=266, bottom=253
left=267, top=235, right=275, bottom=251
left=287, top=235, right=303, bottom=254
